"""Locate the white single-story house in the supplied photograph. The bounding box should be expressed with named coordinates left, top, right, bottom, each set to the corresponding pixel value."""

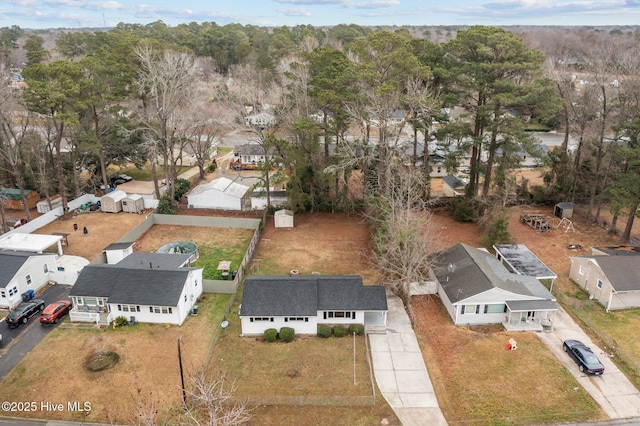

left=100, top=190, right=127, bottom=213
left=69, top=253, right=203, bottom=326
left=432, top=243, right=557, bottom=331
left=187, top=177, right=250, bottom=211
left=274, top=209, right=294, bottom=228
left=232, top=144, right=277, bottom=170
left=244, top=112, right=276, bottom=128
left=569, top=250, right=640, bottom=311
left=0, top=250, right=57, bottom=309
left=239, top=275, right=388, bottom=336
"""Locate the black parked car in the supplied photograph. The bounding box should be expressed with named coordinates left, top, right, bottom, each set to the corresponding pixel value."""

left=563, top=339, right=605, bottom=375
left=5, top=299, right=46, bottom=328
left=110, top=174, right=133, bottom=187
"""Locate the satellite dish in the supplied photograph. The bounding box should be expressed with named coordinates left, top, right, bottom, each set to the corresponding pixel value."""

left=447, top=263, right=456, bottom=273
left=221, top=320, right=229, bottom=329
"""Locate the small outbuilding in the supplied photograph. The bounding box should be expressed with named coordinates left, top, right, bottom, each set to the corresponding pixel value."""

left=554, top=202, right=574, bottom=219
left=122, top=194, right=144, bottom=214
left=187, top=177, right=250, bottom=211
left=100, top=190, right=127, bottom=213
left=274, top=209, right=294, bottom=228
left=0, top=188, right=40, bottom=210
left=36, top=194, right=63, bottom=213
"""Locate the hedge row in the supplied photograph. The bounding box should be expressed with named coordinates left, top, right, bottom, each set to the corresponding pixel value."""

left=318, top=323, right=364, bottom=338
left=263, top=327, right=296, bottom=343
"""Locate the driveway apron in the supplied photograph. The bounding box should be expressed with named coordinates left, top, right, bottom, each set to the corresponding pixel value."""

left=369, top=292, right=448, bottom=426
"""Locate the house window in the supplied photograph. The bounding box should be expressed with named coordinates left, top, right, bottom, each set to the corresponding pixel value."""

left=184, top=295, right=187, bottom=302
left=579, top=265, right=585, bottom=275
left=596, top=279, right=603, bottom=289
left=43, top=264, right=49, bottom=274
left=8, top=286, right=17, bottom=297
left=150, top=306, right=173, bottom=314
left=0, top=290, right=5, bottom=298
left=287, top=317, right=306, bottom=322
left=251, top=317, right=272, bottom=322
left=485, top=304, right=505, bottom=314
left=328, top=311, right=351, bottom=319
left=120, top=304, right=140, bottom=312
left=26, top=274, right=32, bottom=285
left=462, top=304, right=477, bottom=315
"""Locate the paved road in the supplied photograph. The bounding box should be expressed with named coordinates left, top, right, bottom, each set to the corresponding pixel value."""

left=537, top=306, right=640, bottom=420
left=0, top=284, right=71, bottom=381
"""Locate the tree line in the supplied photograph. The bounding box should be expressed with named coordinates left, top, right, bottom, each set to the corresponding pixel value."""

left=1, top=22, right=640, bottom=308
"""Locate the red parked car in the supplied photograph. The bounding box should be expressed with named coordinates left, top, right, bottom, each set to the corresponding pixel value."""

left=39, top=300, right=73, bottom=325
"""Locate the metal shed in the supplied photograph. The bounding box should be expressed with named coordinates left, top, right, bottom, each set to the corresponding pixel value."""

left=122, top=194, right=144, bottom=214
left=100, top=190, right=127, bottom=213
left=554, top=202, right=574, bottom=219
left=274, top=209, right=294, bottom=228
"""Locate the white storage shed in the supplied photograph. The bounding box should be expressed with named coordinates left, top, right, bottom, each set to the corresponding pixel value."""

left=100, top=190, right=127, bottom=213
left=274, top=209, right=294, bottom=228
left=122, top=194, right=144, bottom=214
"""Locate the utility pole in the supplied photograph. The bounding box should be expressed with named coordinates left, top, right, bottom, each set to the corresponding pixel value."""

left=177, top=336, right=187, bottom=406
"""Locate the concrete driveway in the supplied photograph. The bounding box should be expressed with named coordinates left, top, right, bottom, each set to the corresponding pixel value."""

left=537, top=306, right=640, bottom=419
left=0, top=284, right=71, bottom=381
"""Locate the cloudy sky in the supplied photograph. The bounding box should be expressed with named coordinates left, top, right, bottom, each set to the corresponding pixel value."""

left=1, top=0, right=638, bottom=30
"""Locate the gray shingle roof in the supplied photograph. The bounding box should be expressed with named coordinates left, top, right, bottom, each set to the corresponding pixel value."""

left=588, top=256, right=640, bottom=292
left=0, top=250, right=47, bottom=287
left=69, top=264, right=192, bottom=306
left=433, top=243, right=554, bottom=304
left=239, top=275, right=387, bottom=317
left=103, top=242, right=135, bottom=251
left=117, top=252, right=191, bottom=269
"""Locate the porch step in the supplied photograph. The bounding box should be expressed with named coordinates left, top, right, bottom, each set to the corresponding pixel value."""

left=365, top=325, right=387, bottom=335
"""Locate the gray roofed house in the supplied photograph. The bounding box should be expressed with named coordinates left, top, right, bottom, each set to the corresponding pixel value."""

left=68, top=253, right=203, bottom=326
left=239, top=275, right=388, bottom=336
left=433, top=243, right=557, bottom=331
left=0, top=250, right=58, bottom=309
left=442, top=175, right=466, bottom=197
left=569, top=254, right=640, bottom=311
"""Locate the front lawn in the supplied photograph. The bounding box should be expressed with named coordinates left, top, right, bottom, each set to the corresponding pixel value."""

left=413, top=295, right=606, bottom=425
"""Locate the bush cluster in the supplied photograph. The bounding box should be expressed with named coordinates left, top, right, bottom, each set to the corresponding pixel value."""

left=348, top=324, right=364, bottom=335
left=317, top=324, right=332, bottom=338
left=114, top=316, right=129, bottom=327
left=263, top=328, right=278, bottom=342
left=333, top=324, right=346, bottom=337
left=279, top=327, right=295, bottom=342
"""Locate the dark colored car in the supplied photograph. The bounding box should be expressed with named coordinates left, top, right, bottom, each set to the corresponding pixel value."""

left=39, top=300, right=73, bottom=325
left=5, top=299, right=46, bottom=328
left=110, top=174, right=133, bottom=187
left=563, top=339, right=605, bottom=375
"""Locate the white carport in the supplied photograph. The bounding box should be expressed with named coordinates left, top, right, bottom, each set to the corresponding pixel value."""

left=0, top=233, right=64, bottom=255
left=187, top=177, right=250, bottom=210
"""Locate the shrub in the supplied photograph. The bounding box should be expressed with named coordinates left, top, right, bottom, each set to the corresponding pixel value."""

left=207, top=162, right=217, bottom=172
left=114, top=316, right=129, bottom=328
left=157, top=193, right=177, bottom=214
left=173, top=178, right=191, bottom=201
left=279, top=327, right=295, bottom=343
left=263, top=328, right=278, bottom=342
left=317, top=324, right=332, bottom=338
left=348, top=324, right=365, bottom=335
left=480, top=214, right=511, bottom=248
left=333, top=324, right=346, bottom=338
left=451, top=197, right=477, bottom=223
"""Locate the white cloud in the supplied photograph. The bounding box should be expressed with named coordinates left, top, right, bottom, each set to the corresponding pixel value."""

left=279, top=7, right=312, bottom=16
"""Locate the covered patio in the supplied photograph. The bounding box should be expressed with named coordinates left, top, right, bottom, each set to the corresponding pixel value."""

left=503, top=299, right=557, bottom=331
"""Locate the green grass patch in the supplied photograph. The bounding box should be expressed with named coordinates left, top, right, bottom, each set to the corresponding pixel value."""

left=192, top=240, right=248, bottom=280
left=124, top=165, right=192, bottom=181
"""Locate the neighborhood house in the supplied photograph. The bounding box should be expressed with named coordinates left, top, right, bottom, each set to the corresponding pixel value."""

left=239, top=275, right=388, bottom=336
left=187, top=177, right=251, bottom=211
left=570, top=247, right=640, bottom=311
left=0, top=250, right=57, bottom=309
left=69, top=252, right=203, bottom=326
left=432, top=243, right=557, bottom=331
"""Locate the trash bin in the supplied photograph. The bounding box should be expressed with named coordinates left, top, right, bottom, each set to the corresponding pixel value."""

left=231, top=270, right=238, bottom=280
left=26, top=289, right=35, bottom=299
left=191, top=305, right=199, bottom=316
left=21, top=290, right=35, bottom=302
left=221, top=271, right=229, bottom=280
left=128, top=316, right=136, bottom=326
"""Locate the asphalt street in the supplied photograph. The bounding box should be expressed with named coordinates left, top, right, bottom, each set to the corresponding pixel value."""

left=0, top=284, right=71, bottom=381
